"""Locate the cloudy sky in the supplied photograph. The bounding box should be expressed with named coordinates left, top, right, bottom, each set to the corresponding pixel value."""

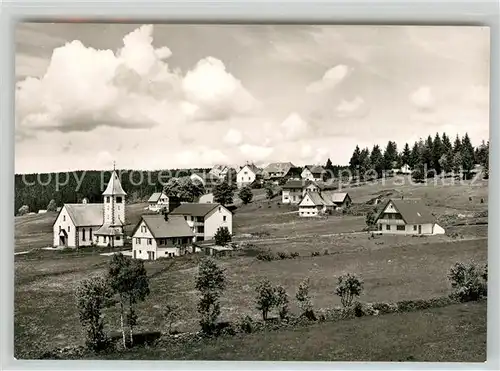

left=15, top=23, right=490, bottom=173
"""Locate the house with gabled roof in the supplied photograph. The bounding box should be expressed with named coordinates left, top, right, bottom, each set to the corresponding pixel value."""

left=374, top=199, right=445, bottom=235
left=322, top=191, right=352, bottom=210
left=237, top=163, right=262, bottom=188
left=302, top=180, right=336, bottom=196
left=53, top=169, right=127, bottom=248
left=281, top=179, right=306, bottom=204
left=169, top=203, right=232, bottom=242
left=298, top=190, right=352, bottom=216
left=190, top=171, right=222, bottom=194
left=262, top=162, right=296, bottom=182
left=301, top=165, right=326, bottom=181
left=131, top=214, right=194, bottom=260
left=209, top=164, right=230, bottom=179
left=147, top=191, right=180, bottom=213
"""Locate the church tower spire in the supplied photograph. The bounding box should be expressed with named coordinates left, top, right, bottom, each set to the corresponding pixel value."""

left=103, top=166, right=127, bottom=226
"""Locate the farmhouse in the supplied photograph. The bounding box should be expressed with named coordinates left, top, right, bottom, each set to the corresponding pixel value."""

left=53, top=170, right=126, bottom=248
left=298, top=191, right=352, bottom=216
left=301, top=165, right=326, bottom=181
left=375, top=199, right=445, bottom=235
left=169, top=203, right=232, bottom=242
left=237, top=163, right=261, bottom=188
left=302, top=180, right=336, bottom=196
left=262, top=162, right=296, bottom=182
left=281, top=179, right=305, bottom=204
left=147, top=191, right=180, bottom=213
left=131, top=214, right=194, bottom=260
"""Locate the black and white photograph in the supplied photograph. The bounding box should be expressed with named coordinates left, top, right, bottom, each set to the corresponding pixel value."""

left=14, top=23, right=490, bottom=361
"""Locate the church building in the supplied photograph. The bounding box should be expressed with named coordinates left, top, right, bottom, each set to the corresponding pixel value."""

left=52, top=169, right=127, bottom=248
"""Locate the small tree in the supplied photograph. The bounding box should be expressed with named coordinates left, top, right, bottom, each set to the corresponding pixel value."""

left=335, top=273, right=364, bottom=308
left=448, top=262, right=487, bottom=302
left=47, top=199, right=57, bottom=212
left=214, top=226, right=232, bottom=246
left=238, top=186, right=253, bottom=204
left=274, top=285, right=289, bottom=321
left=163, top=303, right=180, bottom=334
left=295, top=278, right=316, bottom=320
left=255, top=279, right=276, bottom=321
left=265, top=186, right=274, bottom=200
left=365, top=209, right=377, bottom=229
left=213, top=181, right=235, bottom=206
left=195, top=258, right=226, bottom=334
left=75, top=276, right=113, bottom=352
left=18, top=205, right=29, bottom=216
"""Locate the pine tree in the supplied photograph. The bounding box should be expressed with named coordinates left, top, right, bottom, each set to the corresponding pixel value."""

left=461, top=133, right=475, bottom=177
left=401, top=143, right=411, bottom=167
left=409, top=142, right=420, bottom=169
left=370, top=145, right=384, bottom=176
left=432, top=132, right=444, bottom=173
left=453, top=135, right=462, bottom=154
left=442, top=133, right=452, bottom=153
left=383, top=141, right=398, bottom=170
left=349, top=146, right=361, bottom=171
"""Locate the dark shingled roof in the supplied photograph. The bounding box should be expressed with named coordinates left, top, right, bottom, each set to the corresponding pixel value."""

left=376, top=199, right=436, bottom=224
left=137, top=214, right=194, bottom=239
left=169, top=203, right=221, bottom=217
left=304, top=165, right=326, bottom=174
left=282, top=179, right=308, bottom=189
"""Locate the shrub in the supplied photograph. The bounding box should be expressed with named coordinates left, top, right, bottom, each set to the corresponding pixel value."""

left=335, top=273, right=364, bottom=308
left=277, top=251, right=289, bottom=260
left=47, top=199, right=57, bottom=212
left=448, top=262, right=487, bottom=302
left=18, top=205, right=29, bottom=216
left=238, top=186, right=253, bottom=205
left=214, top=227, right=232, bottom=246
left=256, top=250, right=275, bottom=261
left=237, top=315, right=255, bottom=334
left=311, top=251, right=320, bottom=257
left=323, top=249, right=329, bottom=255
left=275, top=285, right=289, bottom=321
left=255, top=279, right=276, bottom=321
left=290, top=252, right=299, bottom=259
left=295, top=278, right=316, bottom=321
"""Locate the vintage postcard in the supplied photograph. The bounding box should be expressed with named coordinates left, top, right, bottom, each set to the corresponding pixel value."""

left=14, top=23, right=489, bottom=361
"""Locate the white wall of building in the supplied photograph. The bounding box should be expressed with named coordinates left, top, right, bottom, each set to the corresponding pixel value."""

left=53, top=206, right=76, bottom=247
left=132, top=220, right=158, bottom=260
left=237, top=165, right=256, bottom=187
left=204, top=206, right=233, bottom=240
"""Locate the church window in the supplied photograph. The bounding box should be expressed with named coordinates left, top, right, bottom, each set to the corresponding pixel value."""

left=106, top=196, right=110, bottom=203
left=90, top=228, right=93, bottom=240
left=82, top=228, right=86, bottom=241
left=68, top=226, right=70, bottom=232
left=116, top=197, right=123, bottom=203
left=63, top=215, right=66, bottom=221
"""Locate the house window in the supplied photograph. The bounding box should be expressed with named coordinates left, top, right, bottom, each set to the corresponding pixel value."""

left=136, top=238, right=141, bottom=244
left=68, top=226, right=70, bottom=232
left=82, top=228, right=86, bottom=241
left=413, top=225, right=417, bottom=231
left=248, top=177, right=251, bottom=181
left=244, top=171, right=248, bottom=175
left=191, top=216, right=194, bottom=221
left=116, top=196, right=123, bottom=203
left=106, top=196, right=110, bottom=203
left=223, top=216, right=227, bottom=222
left=59, top=226, right=61, bottom=233
left=148, top=238, right=152, bottom=245
left=396, top=225, right=405, bottom=231
left=386, top=225, right=391, bottom=230
left=184, top=216, right=187, bottom=220
left=63, top=215, right=66, bottom=222
left=116, top=236, right=121, bottom=241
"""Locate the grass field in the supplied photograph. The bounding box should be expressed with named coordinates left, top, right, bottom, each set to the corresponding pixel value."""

left=87, top=302, right=487, bottom=362
left=14, top=176, right=489, bottom=359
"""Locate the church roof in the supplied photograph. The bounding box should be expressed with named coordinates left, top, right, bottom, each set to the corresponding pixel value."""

left=103, top=171, right=127, bottom=196
left=94, top=224, right=124, bottom=236
left=63, top=204, right=103, bottom=227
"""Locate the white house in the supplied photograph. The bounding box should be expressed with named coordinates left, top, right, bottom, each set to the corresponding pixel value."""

left=147, top=191, right=178, bottom=212
left=169, top=203, right=233, bottom=242
left=298, top=191, right=353, bottom=216
left=301, top=165, right=326, bottom=181
left=399, top=164, right=412, bottom=175
left=53, top=170, right=127, bottom=248
left=375, top=199, right=445, bottom=235
left=209, top=164, right=230, bottom=179
left=199, top=193, right=215, bottom=203
left=281, top=179, right=305, bottom=204
left=190, top=172, right=221, bottom=194
left=302, top=180, right=336, bottom=196
left=131, top=214, right=194, bottom=260
left=262, top=162, right=296, bottom=182
left=237, top=164, right=261, bottom=188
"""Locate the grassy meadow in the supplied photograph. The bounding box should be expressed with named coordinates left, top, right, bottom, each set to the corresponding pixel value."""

left=14, top=176, right=489, bottom=360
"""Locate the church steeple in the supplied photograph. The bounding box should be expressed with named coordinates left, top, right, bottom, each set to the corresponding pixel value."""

left=103, top=166, right=126, bottom=225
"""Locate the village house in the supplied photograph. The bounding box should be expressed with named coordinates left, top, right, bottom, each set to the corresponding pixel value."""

left=131, top=214, right=194, bottom=260
left=209, top=164, right=230, bottom=179
left=147, top=191, right=180, bottom=213
left=302, top=180, right=337, bottom=196
left=53, top=170, right=126, bottom=248
left=198, top=193, right=214, bottom=203
left=262, top=162, right=296, bottom=183
left=374, top=199, right=445, bottom=235
left=301, top=165, right=326, bottom=181
left=237, top=163, right=261, bottom=188
left=281, top=179, right=305, bottom=204
left=399, top=163, right=412, bottom=175
left=169, top=203, right=233, bottom=242
left=298, top=190, right=352, bottom=217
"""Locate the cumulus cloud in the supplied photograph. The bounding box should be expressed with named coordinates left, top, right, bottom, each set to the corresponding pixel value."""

left=239, top=144, right=274, bottom=162
left=306, top=64, right=351, bottom=94
left=15, top=24, right=258, bottom=138
left=336, top=96, right=368, bottom=118
left=468, top=85, right=489, bottom=108
left=223, top=128, right=243, bottom=146
left=410, top=86, right=434, bottom=111
left=175, top=147, right=229, bottom=167
left=280, top=112, right=309, bottom=141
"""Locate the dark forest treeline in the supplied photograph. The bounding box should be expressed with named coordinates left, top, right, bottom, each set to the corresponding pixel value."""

left=15, top=168, right=210, bottom=214
left=344, top=132, right=489, bottom=181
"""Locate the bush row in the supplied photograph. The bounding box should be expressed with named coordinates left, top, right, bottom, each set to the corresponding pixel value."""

left=256, top=249, right=332, bottom=261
